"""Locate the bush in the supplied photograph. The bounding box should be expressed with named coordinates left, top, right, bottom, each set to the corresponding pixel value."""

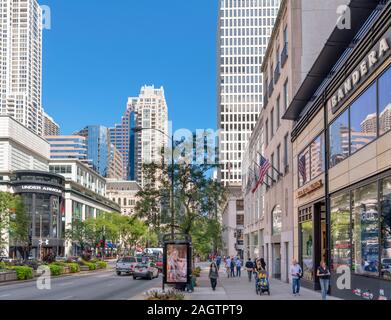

left=52, top=261, right=67, bottom=267
left=0, top=262, right=6, bottom=270
left=9, top=266, right=33, bottom=280
left=146, top=289, right=185, bottom=301
left=49, top=264, right=64, bottom=276
left=80, top=259, right=97, bottom=271
left=97, top=261, right=107, bottom=269
left=66, top=263, right=80, bottom=273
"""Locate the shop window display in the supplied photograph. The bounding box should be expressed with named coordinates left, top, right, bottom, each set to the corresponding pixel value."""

left=381, top=177, right=391, bottom=280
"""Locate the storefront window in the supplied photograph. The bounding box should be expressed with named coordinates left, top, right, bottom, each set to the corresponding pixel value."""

left=329, top=109, right=349, bottom=168
left=52, top=197, right=59, bottom=239
left=298, top=147, right=310, bottom=187
left=272, top=205, right=282, bottom=236
left=352, top=182, right=379, bottom=276
left=310, top=135, right=325, bottom=180
left=381, top=177, right=391, bottom=280
left=72, top=201, right=83, bottom=223
left=330, top=193, right=351, bottom=272
left=301, top=220, right=313, bottom=281
left=379, top=67, right=391, bottom=136
left=350, top=84, right=377, bottom=154
left=35, top=194, right=51, bottom=239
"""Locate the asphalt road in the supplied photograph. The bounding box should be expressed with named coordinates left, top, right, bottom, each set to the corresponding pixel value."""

left=0, top=265, right=161, bottom=300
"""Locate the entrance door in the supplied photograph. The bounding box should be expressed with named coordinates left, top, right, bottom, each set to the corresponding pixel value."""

left=272, top=243, right=281, bottom=279
left=314, top=201, right=327, bottom=290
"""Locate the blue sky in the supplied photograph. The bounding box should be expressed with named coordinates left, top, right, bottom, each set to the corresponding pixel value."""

left=41, top=0, right=217, bottom=135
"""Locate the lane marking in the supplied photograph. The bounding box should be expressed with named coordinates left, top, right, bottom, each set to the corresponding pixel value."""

left=0, top=294, right=11, bottom=298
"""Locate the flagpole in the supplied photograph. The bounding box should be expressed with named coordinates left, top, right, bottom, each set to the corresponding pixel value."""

left=253, top=160, right=276, bottom=184
left=256, top=151, right=283, bottom=177
left=250, top=163, right=270, bottom=189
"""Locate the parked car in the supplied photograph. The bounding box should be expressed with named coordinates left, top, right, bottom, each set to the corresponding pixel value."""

left=133, top=262, right=159, bottom=280
left=116, top=257, right=138, bottom=276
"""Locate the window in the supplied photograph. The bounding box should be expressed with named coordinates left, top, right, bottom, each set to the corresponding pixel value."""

left=330, top=193, right=351, bottom=272
left=270, top=108, right=274, bottom=138
left=236, top=200, right=244, bottom=211
left=276, top=96, right=281, bottom=128
left=265, top=119, right=269, bottom=145
left=272, top=205, right=282, bottom=236
left=379, top=67, right=391, bottom=136
left=298, top=146, right=310, bottom=187
left=284, top=134, right=289, bottom=169
left=271, top=153, right=275, bottom=181
left=310, top=135, right=325, bottom=180
left=350, top=84, right=377, bottom=154
left=301, top=219, right=313, bottom=281
left=277, top=144, right=281, bottom=178
left=329, top=109, right=349, bottom=168
left=352, top=182, right=379, bottom=276
left=381, top=177, right=391, bottom=280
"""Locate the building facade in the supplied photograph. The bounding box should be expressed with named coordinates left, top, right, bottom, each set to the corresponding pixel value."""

left=46, top=135, right=89, bottom=163
left=132, top=86, right=168, bottom=187
left=242, top=0, right=349, bottom=283
left=106, top=180, right=140, bottom=216
left=217, top=0, right=280, bottom=186
left=49, top=159, right=120, bottom=256
left=284, top=0, right=391, bottom=299
left=43, top=112, right=60, bottom=136
left=0, top=0, right=44, bottom=136
left=109, top=99, right=136, bottom=180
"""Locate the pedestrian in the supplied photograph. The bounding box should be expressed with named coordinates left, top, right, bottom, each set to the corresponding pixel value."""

left=290, top=259, right=303, bottom=296
left=254, top=258, right=266, bottom=289
left=226, top=256, right=231, bottom=278
left=317, top=260, right=331, bottom=300
left=236, top=258, right=242, bottom=277
left=209, top=262, right=219, bottom=291
left=216, top=255, right=222, bottom=271
left=230, top=257, right=236, bottom=278
left=245, top=258, right=254, bottom=282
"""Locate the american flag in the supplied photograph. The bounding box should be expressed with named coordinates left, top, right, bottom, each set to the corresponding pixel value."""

left=299, top=154, right=307, bottom=182
left=252, top=155, right=271, bottom=194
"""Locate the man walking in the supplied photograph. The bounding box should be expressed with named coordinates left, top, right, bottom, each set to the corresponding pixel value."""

left=230, top=257, right=236, bottom=278
left=236, top=258, right=242, bottom=277
left=290, top=259, right=303, bottom=296
left=226, top=256, right=232, bottom=278
left=245, top=258, right=254, bottom=282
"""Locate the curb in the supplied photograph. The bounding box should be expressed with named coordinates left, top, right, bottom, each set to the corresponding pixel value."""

left=0, top=267, right=114, bottom=287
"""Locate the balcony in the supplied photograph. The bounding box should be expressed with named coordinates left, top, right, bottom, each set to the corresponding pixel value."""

left=281, top=43, right=288, bottom=67
left=274, top=62, right=280, bottom=84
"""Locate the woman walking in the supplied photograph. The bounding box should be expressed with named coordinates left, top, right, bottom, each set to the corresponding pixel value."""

left=317, top=260, right=331, bottom=300
left=209, top=262, right=219, bottom=291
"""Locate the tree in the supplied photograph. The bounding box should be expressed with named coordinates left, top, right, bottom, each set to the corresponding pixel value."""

left=9, top=195, right=30, bottom=259
left=135, top=133, right=227, bottom=249
left=0, top=192, right=17, bottom=256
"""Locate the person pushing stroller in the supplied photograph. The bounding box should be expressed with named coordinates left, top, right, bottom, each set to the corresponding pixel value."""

left=254, top=258, right=270, bottom=295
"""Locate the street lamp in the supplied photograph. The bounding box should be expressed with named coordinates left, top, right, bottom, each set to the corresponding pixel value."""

left=132, top=127, right=182, bottom=241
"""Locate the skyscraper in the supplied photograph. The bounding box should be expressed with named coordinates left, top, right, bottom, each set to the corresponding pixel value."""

left=75, top=125, right=124, bottom=180
left=0, top=0, right=44, bottom=135
left=132, top=85, right=168, bottom=187
left=217, top=0, right=280, bottom=186
left=109, top=99, right=136, bottom=180
left=43, top=112, right=60, bottom=136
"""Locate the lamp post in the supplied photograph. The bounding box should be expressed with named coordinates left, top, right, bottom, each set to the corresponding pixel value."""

left=132, top=127, right=179, bottom=241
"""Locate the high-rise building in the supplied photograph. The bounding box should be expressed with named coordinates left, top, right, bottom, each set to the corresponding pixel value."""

left=43, top=112, right=60, bottom=136
left=109, top=99, right=136, bottom=180
left=217, top=0, right=281, bottom=187
left=46, top=135, right=90, bottom=164
left=0, top=0, right=44, bottom=135
left=75, top=125, right=124, bottom=180
left=132, top=85, right=168, bottom=187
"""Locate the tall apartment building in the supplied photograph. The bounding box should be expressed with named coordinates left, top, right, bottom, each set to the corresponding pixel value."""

left=217, top=0, right=281, bottom=258
left=43, top=112, right=60, bottom=136
left=109, top=99, right=136, bottom=180
left=75, top=125, right=124, bottom=180
left=242, top=0, right=349, bottom=283
left=0, top=0, right=44, bottom=135
left=132, top=85, right=168, bottom=187
left=217, top=0, right=281, bottom=186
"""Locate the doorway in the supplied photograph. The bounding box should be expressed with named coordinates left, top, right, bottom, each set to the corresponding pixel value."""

left=272, top=243, right=281, bottom=279
left=314, top=200, right=327, bottom=290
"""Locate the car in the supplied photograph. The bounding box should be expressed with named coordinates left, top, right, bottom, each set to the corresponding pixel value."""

left=55, top=256, right=67, bottom=262
left=133, top=262, right=159, bottom=280
left=116, top=257, right=138, bottom=276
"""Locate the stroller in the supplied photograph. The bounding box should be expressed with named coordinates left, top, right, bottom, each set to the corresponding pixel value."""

left=255, top=270, right=270, bottom=296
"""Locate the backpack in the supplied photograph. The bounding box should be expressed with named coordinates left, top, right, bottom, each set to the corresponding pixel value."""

left=230, top=261, right=235, bottom=268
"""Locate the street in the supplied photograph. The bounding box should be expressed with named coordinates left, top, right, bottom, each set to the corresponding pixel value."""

left=0, top=263, right=161, bottom=300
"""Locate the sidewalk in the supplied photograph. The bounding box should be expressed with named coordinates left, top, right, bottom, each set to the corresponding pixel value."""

left=190, top=263, right=340, bottom=300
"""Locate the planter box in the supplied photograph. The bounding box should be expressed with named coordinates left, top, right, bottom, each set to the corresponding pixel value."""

left=80, top=266, right=90, bottom=272
left=0, top=271, right=17, bottom=282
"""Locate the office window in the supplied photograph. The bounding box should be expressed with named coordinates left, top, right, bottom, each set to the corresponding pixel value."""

left=277, top=144, right=281, bottom=178
left=352, top=182, right=379, bottom=276
left=283, top=133, right=289, bottom=169
left=272, top=205, right=282, bottom=236
left=330, top=192, right=351, bottom=272
left=276, top=96, right=280, bottom=128
left=350, top=83, right=377, bottom=154
left=283, top=80, right=288, bottom=111
left=379, top=66, right=391, bottom=136
left=265, top=119, right=269, bottom=145
left=329, top=109, right=349, bottom=168
left=270, top=108, right=274, bottom=138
